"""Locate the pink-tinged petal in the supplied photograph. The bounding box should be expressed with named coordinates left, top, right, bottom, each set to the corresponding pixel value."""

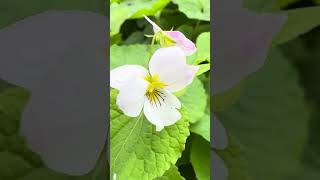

left=143, top=90, right=181, bottom=131
left=165, top=31, right=196, bottom=56
left=149, top=47, right=199, bottom=92
left=143, top=15, right=162, bottom=33
left=110, top=65, right=148, bottom=90
left=117, top=78, right=148, bottom=117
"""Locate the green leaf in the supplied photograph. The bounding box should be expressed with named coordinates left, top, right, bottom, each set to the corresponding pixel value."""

left=215, top=135, right=250, bottom=180
left=279, top=27, right=320, bottom=180
left=188, top=32, right=210, bottom=63
left=272, top=6, right=320, bottom=46
left=110, top=0, right=170, bottom=36
left=194, top=32, right=210, bottom=63
left=110, top=44, right=151, bottom=69
left=173, top=0, right=210, bottom=21
left=0, top=88, right=30, bottom=135
left=111, top=34, right=122, bottom=46
left=179, top=78, right=207, bottom=123
left=110, top=90, right=190, bottom=180
left=154, top=165, right=185, bottom=180
left=0, top=0, right=106, bottom=30
left=190, top=113, right=210, bottom=142
left=122, top=31, right=146, bottom=45
left=196, top=64, right=210, bottom=76
left=216, top=48, right=310, bottom=180
left=190, top=135, right=210, bottom=180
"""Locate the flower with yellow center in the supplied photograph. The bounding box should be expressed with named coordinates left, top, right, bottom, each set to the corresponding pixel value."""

left=110, top=47, right=199, bottom=131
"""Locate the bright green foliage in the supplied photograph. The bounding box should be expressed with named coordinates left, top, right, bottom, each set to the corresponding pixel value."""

left=188, top=32, right=210, bottom=76
left=179, top=78, right=207, bottom=123
left=110, top=90, right=190, bottom=180
left=272, top=6, right=320, bottom=45
left=188, top=32, right=210, bottom=65
left=110, top=0, right=170, bottom=35
left=154, top=166, right=185, bottom=180
left=216, top=48, right=310, bottom=180
left=215, top=135, right=250, bottom=180
left=193, top=32, right=210, bottom=63
left=110, top=44, right=151, bottom=69
left=196, top=64, right=210, bottom=76
left=173, top=0, right=210, bottom=21
left=190, top=135, right=210, bottom=180
left=190, top=113, right=210, bottom=142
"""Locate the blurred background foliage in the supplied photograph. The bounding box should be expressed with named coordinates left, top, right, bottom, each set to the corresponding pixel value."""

left=215, top=1, right=320, bottom=180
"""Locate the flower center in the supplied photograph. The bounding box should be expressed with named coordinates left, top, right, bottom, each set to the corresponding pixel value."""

left=144, top=74, right=166, bottom=106
left=155, top=32, right=176, bottom=47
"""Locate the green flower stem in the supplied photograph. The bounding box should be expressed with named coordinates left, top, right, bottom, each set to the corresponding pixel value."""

left=149, top=35, right=156, bottom=60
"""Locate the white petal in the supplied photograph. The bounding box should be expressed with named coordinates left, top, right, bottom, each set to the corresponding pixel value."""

left=143, top=90, right=181, bottom=131
left=163, top=90, right=181, bottom=109
left=143, top=15, right=162, bottom=33
left=149, top=47, right=199, bottom=92
left=110, top=65, right=148, bottom=90
left=117, top=78, right=148, bottom=117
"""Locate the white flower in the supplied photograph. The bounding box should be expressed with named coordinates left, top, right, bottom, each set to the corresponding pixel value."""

left=113, top=173, right=117, bottom=180
left=111, top=46, right=199, bottom=131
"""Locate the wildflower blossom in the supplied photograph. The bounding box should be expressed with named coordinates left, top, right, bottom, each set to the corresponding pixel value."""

left=111, top=46, right=199, bottom=131
left=144, top=15, right=196, bottom=56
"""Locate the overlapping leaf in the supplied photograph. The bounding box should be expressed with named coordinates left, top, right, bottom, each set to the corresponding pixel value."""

left=110, top=90, right=189, bottom=179
left=215, top=135, right=249, bottom=180
left=272, top=6, right=320, bottom=45
left=110, top=0, right=170, bottom=35
left=173, top=0, right=210, bottom=21
left=179, top=78, right=207, bottom=124
left=190, top=135, right=210, bottom=180
left=154, top=165, right=185, bottom=180
left=216, top=48, right=310, bottom=180
left=187, top=32, right=210, bottom=76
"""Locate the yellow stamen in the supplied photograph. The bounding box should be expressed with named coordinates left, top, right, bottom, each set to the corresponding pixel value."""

left=144, top=74, right=166, bottom=106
